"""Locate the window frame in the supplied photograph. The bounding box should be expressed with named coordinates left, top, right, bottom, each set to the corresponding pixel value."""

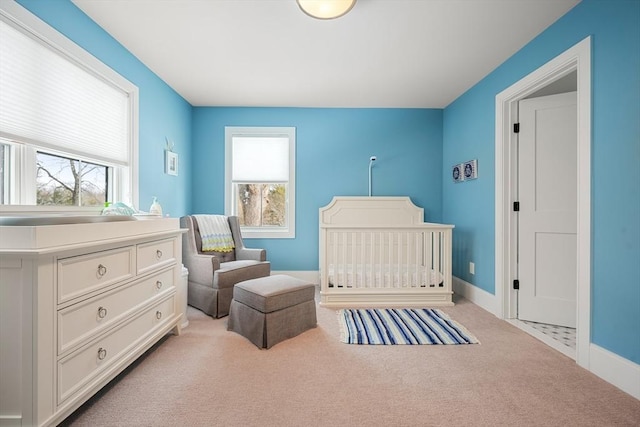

left=0, top=2, right=139, bottom=215
left=225, top=127, right=296, bottom=239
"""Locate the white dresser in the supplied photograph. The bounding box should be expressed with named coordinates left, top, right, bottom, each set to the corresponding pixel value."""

left=0, top=218, right=185, bottom=427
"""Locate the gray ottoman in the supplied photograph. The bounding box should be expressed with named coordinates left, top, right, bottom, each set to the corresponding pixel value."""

left=227, top=275, right=317, bottom=349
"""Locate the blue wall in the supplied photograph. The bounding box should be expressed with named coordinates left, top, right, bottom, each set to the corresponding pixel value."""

left=16, top=0, right=193, bottom=218
left=192, top=107, right=443, bottom=270
left=15, top=0, right=639, bottom=364
left=443, top=0, right=640, bottom=363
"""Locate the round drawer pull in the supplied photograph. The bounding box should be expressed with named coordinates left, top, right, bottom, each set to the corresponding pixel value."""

left=97, top=264, right=107, bottom=277
left=97, top=306, right=108, bottom=319
left=156, top=249, right=163, bottom=259
left=156, top=311, right=162, bottom=320
left=156, top=280, right=163, bottom=290
left=97, top=347, right=107, bottom=360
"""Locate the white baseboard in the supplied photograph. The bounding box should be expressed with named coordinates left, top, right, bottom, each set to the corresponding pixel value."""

left=590, top=343, right=640, bottom=400
left=452, top=276, right=498, bottom=315
left=272, top=270, right=320, bottom=285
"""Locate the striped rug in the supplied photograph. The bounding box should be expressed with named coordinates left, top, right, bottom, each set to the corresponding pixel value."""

left=338, top=308, right=479, bottom=345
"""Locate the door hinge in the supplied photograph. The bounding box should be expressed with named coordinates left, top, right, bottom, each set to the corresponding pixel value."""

left=513, top=279, right=520, bottom=290
left=513, top=201, right=520, bottom=211
left=514, top=123, right=520, bottom=133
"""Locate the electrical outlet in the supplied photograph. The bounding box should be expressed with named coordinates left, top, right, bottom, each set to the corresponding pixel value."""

left=469, top=262, right=475, bottom=275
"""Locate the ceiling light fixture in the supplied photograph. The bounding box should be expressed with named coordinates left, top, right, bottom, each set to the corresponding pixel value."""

left=297, top=0, right=356, bottom=20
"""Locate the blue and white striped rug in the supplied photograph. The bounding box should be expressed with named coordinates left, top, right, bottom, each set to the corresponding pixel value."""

left=338, top=308, right=479, bottom=345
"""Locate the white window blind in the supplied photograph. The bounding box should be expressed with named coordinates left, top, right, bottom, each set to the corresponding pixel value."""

left=231, top=136, right=289, bottom=182
left=0, top=19, right=130, bottom=166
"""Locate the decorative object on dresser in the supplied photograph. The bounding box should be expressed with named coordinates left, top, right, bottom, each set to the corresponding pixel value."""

left=180, top=215, right=271, bottom=318
left=319, top=196, right=455, bottom=308
left=0, top=216, right=185, bottom=427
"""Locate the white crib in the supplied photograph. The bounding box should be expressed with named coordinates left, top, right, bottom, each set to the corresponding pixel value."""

left=319, top=196, right=454, bottom=308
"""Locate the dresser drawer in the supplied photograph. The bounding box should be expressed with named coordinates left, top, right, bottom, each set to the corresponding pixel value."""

left=137, top=238, right=176, bottom=275
left=58, top=246, right=135, bottom=304
left=57, top=295, right=176, bottom=405
left=57, top=268, right=175, bottom=355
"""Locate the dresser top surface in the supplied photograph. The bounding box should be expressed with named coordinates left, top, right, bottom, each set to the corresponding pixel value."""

left=0, top=217, right=182, bottom=253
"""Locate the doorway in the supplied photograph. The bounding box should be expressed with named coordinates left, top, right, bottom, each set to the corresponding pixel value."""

left=494, top=37, right=591, bottom=367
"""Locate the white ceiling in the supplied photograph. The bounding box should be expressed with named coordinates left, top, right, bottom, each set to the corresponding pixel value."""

left=72, top=0, right=580, bottom=108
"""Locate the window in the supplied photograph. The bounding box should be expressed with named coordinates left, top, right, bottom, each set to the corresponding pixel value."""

left=36, top=151, right=108, bottom=206
left=225, top=127, right=296, bottom=238
left=0, top=2, right=138, bottom=212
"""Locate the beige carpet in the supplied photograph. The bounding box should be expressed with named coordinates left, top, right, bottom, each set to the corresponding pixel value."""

left=62, top=293, right=640, bottom=427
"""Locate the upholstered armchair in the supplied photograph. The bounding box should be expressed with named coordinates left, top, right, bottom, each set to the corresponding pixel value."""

left=180, top=215, right=271, bottom=318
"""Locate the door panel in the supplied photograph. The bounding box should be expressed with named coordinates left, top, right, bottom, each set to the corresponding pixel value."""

left=534, top=232, right=577, bottom=301
left=518, top=92, right=577, bottom=327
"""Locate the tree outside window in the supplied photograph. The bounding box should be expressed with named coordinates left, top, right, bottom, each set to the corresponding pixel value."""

left=236, top=183, right=286, bottom=227
left=36, top=151, right=108, bottom=206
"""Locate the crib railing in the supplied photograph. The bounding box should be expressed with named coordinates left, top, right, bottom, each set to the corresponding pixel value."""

left=319, top=224, right=454, bottom=308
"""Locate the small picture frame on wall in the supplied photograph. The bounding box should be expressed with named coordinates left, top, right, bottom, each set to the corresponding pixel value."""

left=463, top=159, right=478, bottom=180
left=166, top=151, right=178, bottom=176
left=452, top=163, right=464, bottom=183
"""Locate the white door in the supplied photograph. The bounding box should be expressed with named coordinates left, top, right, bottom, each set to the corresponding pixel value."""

left=518, top=91, right=577, bottom=327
